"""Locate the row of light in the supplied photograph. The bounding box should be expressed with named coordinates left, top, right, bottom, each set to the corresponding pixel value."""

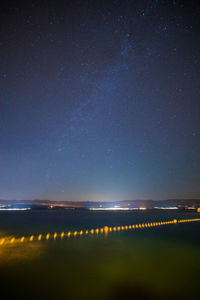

left=0, top=218, right=200, bottom=246
left=178, top=218, right=200, bottom=223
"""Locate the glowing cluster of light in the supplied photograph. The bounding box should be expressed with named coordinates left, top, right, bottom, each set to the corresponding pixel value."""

left=154, top=206, right=178, bottom=210
left=0, top=218, right=200, bottom=246
left=89, top=207, right=132, bottom=211
left=89, top=206, right=148, bottom=211
left=0, top=208, right=31, bottom=211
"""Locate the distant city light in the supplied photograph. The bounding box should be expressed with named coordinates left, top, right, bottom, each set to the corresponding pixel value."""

left=153, top=206, right=178, bottom=210
left=0, top=207, right=31, bottom=211
left=89, top=207, right=133, bottom=211
left=89, top=206, right=150, bottom=211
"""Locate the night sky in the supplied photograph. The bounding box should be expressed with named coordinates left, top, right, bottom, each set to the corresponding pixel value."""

left=0, top=0, right=200, bottom=201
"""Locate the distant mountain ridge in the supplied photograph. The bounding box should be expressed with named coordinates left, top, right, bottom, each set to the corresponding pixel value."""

left=0, top=199, right=200, bottom=208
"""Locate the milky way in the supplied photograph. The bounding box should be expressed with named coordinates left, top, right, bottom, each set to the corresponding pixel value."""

left=0, top=0, right=200, bottom=201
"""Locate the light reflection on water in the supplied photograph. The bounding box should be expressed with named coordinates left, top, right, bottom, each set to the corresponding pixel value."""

left=0, top=239, right=45, bottom=264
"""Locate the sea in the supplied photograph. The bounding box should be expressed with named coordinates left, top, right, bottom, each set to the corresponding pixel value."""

left=0, top=210, right=199, bottom=300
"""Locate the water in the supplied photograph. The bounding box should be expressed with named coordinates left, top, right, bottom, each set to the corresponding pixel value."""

left=0, top=210, right=200, bottom=300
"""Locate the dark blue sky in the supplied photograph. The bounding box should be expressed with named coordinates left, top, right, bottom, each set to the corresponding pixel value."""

left=0, top=0, right=200, bottom=201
